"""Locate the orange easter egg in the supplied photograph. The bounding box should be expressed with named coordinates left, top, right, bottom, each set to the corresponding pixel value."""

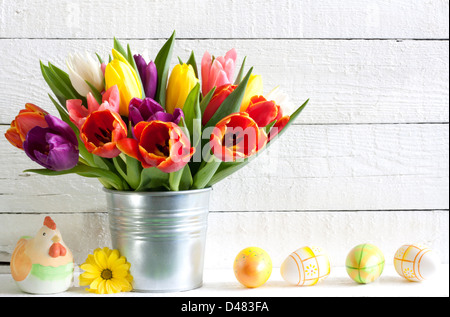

left=233, top=247, right=272, bottom=288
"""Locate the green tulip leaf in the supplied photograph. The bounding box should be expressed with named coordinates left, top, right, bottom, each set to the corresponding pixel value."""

left=200, top=86, right=216, bottom=116
left=40, top=62, right=67, bottom=106
left=154, top=30, right=176, bottom=108
left=182, top=83, right=201, bottom=148
left=125, top=155, right=142, bottom=189
left=113, top=37, right=128, bottom=60
left=85, top=80, right=103, bottom=105
left=95, top=53, right=104, bottom=64
left=186, top=50, right=199, bottom=79
left=112, top=156, right=128, bottom=182
left=234, top=56, right=247, bottom=85
left=206, top=159, right=250, bottom=187
left=169, top=164, right=192, bottom=191
left=264, top=119, right=277, bottom=134
left=136, top=167, right=170, bottom=191
left=179, top=164, right=193, bottom=190
left=24, top=164, right=128, bottom=191
left=192, top=152, right=221, bottom=189
left=47, top=62, right=83, bottom=101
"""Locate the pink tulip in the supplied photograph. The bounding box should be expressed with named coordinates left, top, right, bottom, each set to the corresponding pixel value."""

left=201, top=48, right=237, bottom=96
left=66, top=85, right=120, bottom=129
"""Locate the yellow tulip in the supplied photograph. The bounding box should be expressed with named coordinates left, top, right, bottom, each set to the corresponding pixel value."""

left=165, top=64, right=198, bottom=114
left=240, top=74, right=263, bottom=111
left=104, top=49, right=142, bottom=116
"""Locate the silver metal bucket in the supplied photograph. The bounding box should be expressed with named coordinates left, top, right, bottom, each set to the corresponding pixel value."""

left=104, top=188, right=211, bottom=292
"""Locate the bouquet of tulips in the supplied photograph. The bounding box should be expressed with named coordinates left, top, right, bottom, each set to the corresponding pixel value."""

left=5, top=32, right=308, bottom=191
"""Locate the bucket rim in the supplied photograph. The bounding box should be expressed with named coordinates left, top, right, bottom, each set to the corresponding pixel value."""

left=103, top=187, right=212, bottom=196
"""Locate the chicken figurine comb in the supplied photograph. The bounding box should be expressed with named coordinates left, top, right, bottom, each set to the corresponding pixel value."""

left=10, top=216, right=74, bottom=294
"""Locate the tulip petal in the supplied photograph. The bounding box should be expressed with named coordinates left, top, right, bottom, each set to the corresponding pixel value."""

left=16, top=112, right=50, bottom=141
left=5, top=124, right=23, bottom=149
left=212, top=70, right=230, bottom=90
left=105, top=56, right=141, bottom=116
left=23, top=115, right=79, bottom=171
left=241, top=74, right=263, bottom=111
left=166, top=64, right=199, bottom=114
left=101, top=85, right=121, bottom=113
left=268, top=115, right=290, bottom=142
left=86, top=93, right=101, bottom=113
left=201, top=51, right=212, bottom=96
left=245, top=98, right=278, bottom=127
left=116, top=138, right=141, bottom=162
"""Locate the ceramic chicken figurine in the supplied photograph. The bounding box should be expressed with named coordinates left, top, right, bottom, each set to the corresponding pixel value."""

left=10, top=216, right=74, bottom=294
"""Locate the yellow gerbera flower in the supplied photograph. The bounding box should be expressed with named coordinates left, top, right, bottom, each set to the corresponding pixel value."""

left=79, top=247, right=133, bottom=294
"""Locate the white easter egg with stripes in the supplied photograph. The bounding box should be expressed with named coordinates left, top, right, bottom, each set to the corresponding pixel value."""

left=280, top=246, right=331, bottom=286
left=394, top=244, right=440, bottom=282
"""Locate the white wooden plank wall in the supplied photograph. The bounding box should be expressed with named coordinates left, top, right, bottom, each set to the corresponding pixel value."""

left=0, top=0, right=448, bottom=269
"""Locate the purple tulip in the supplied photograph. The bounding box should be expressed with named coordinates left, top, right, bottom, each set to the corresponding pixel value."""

left=128, top=97, right=184, bottom=127
left=23, top=114, right=79, bottom=171
left=134, top=54, right=158, bottom=100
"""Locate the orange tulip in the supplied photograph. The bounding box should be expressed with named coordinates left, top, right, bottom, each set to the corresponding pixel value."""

left=117, top=121, right=195, bottom=173
left=209, top=112, right=267, bottom=162
left=245, top=95, right=282, bottom=127
left=5, top=103, right=48, bottom=149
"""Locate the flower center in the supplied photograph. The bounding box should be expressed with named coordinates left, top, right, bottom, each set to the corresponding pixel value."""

left=101, top=269, right=113, bottom=280
left=94, top=127, right=112, bottom=146
left=223, top=131, right=243, bottom=148
left=155, top=138, right=170, bottom=157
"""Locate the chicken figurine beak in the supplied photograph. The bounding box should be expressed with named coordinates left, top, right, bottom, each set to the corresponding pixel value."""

left=49, top=235, right=67, bottom=258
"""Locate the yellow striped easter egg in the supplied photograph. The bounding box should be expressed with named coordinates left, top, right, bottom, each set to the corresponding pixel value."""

left=280, top=246, right=331, bottom=286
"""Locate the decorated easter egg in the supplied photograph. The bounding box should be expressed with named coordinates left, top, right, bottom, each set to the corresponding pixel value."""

left=346, top=243, right=384, bottom=284
left=280, top=246, right=330, bottom=286
left=233, top=247, right=272, bottom=288
left=394, top=244, right=440, bottom=282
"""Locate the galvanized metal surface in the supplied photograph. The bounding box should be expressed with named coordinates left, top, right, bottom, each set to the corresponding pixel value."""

left=105, top=188, right=211, bottom=292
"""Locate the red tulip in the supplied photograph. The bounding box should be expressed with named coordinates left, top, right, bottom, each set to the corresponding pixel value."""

left=202, top=84, right=236, bottom=126
left=80, top=109, right=127, bottom=158
left=268, top=115, right=290, bottom=142
left=5, top=103, right=48, bottom=149
left=117, top=121, right=195, bottom=173
left=245, top=95, right=282, bottom=127
left=209, top=112, right=267, bottom=162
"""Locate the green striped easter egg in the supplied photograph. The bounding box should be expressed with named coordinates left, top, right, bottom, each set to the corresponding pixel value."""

left=345, top=243, right=385, bottom=284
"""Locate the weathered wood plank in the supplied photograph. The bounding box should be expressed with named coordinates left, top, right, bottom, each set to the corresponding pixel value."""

left=0, top=39, right=448, bottom=125
left=0, top=210, right=448, bottom=265
left=0, top=0, right=448, bottom=39
left=1, top=124, right=448, bottom=213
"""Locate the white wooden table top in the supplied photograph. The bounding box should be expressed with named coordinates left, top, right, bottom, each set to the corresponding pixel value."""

left=0, top=265, right=448, bottom=298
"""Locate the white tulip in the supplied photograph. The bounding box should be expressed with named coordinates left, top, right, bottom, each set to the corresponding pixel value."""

left=66, top=52, right=104, bottom=97
left=266, top=86, right=296, bottom=115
